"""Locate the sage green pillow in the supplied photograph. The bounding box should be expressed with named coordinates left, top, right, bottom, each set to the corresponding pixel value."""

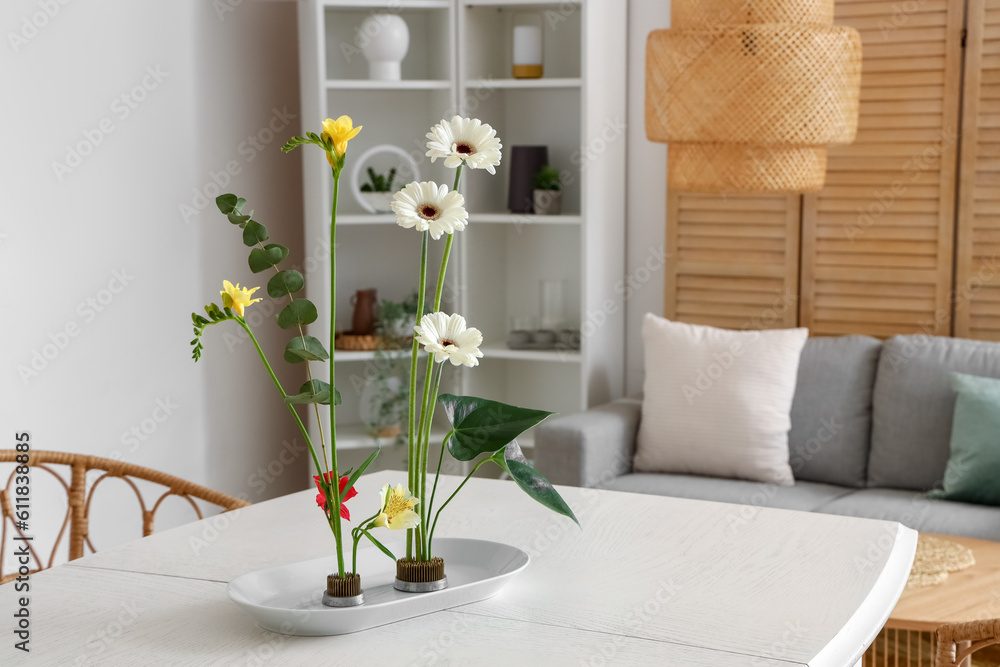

left=929, top=372, right=1000, bottom=506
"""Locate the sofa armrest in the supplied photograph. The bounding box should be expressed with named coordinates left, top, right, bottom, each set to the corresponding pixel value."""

left=534, top=397, right=641, bottom=488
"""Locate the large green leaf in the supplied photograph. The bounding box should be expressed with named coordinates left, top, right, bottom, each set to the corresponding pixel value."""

left=491, top=440, right=578, bottom=525
left=242, top=220, right=269, bottom=246
left=439, top=394, right=554, bottom=462
left=248, top=244, right=288, bottom=273
left=267, top=270, right=305, bottom=298
left=277, top=299, right=318, bottom=329
left=284, top=335, right=329, bottom=363
left=284, top=380, right=341, bottom=406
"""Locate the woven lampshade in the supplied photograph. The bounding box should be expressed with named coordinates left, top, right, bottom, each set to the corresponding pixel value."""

left=645, top=0, right=862, bottom=193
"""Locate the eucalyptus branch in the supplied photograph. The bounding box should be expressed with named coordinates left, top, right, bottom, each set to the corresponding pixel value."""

left=256, top=238, right=331, bottom=482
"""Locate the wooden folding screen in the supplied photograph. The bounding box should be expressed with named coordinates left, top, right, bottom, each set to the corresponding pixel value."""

left=664, top=192, right=800, bottom=330
left=955, top=0, right=1000, bottom=340
left=799, top=0, right=965, bottom=337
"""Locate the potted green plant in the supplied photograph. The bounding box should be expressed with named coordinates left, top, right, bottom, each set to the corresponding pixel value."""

left=360, top=167, right=398, bottom=213
left=533, top=165, right=562, bottom=215
left=361, top=293, right=419, bottom=441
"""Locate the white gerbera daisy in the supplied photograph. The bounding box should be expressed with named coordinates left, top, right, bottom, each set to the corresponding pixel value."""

left=391, top=181, right=469, bottom=240
left=425, top=116, right=503, bottom=174
left=415, top=312, right=484, bottom=367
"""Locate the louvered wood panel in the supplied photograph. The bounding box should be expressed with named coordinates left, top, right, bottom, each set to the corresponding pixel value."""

left=666, top=192, right=800, bottom=330
left=800, top=0, right=964, bottom=336
left=955, top=0, right=1000, bottom=341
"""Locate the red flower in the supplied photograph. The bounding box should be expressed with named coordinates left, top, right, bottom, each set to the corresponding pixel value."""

left=313, top=472, right=357, bottom=521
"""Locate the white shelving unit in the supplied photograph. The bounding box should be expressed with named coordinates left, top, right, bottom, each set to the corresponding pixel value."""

left=297, top=0, right=626, bottom=456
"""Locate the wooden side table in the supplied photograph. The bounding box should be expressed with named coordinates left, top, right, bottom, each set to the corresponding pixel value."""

left=862, top=534, right=1000, bottom=666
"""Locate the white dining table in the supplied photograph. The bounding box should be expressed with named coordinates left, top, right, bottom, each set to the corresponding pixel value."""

left=1, top=470, right=915, bottom=666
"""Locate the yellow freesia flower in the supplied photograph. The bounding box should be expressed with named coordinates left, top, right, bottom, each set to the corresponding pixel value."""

left=374, top=484, right=420, bottom=531
left=321, top=115, right=362, bottom=159
left=220, top=280, right=262, bottom=317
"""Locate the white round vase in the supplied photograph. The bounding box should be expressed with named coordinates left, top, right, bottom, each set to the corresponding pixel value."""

left=361, top=14, right=410, bottom=81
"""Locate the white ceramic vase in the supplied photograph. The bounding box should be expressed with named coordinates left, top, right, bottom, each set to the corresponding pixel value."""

left=361, top=14, right=410, bottom=81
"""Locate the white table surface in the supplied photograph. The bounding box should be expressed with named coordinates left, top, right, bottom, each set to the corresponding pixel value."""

left=1, top=471, right=916, bottom=666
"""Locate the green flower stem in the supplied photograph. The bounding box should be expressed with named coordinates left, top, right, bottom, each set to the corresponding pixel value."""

left=407, top=231, right=429, bottom=560
left=329, top=168, right=345, bottom=578
left=414, top=164, right=465, bottom=558
left=413, top=353, right=434, bottom=550
left=425, top=431, right=453, bottom=535
left=427, top=457, right=490, bottom=557
left=360, top=529, right=395, bottom=561
left=351, top=512, right=381, bottom=573
left=430, top=165, right=463, bottom=313
left=419, top=361, right=445, bottom=555
left=236, top=318, right=332, bottom=523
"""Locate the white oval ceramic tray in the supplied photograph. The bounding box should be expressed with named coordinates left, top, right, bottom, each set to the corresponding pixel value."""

left=227, top=538, right=529, bottom=636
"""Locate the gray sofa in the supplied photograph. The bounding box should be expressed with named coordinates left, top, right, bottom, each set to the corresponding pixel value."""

left=536, top=334, right=1000, bottom=541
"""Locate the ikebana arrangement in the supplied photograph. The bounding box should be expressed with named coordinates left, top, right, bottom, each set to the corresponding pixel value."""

left=190, top=114, right=577, bottom=608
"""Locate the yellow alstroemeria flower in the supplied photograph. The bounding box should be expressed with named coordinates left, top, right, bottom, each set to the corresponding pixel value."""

left=374, top=484, right=420, bottom=531
left=321, top=115, right=362, bottom=160
left=220, top=280, right=262, bottom=317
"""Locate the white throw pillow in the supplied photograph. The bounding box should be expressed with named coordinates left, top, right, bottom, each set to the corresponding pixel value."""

left=635, top=314, right=809, bottom=486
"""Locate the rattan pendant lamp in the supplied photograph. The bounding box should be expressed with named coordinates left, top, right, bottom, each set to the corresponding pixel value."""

left=645, top=0, right=863, bottom=193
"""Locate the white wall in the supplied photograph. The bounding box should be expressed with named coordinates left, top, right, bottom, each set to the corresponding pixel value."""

left=624, top=0, right=670, bottom=396
left=1, top=0, right=304, bottom=560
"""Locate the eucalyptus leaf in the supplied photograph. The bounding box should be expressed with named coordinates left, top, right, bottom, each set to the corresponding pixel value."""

left=277, top=299, right=318, bottom=329
left=248, top=245, right=286, bottom=273
left=267, top=270, right=305, bottom=298
left=491, top=440, right=578, bottom=525
left=284, top=380, right=341, bottom=406
left=216, top=193, right=238, bottom=214
left=284, top=335, right=329, bottom=363
left=242, top=220, right=269, bottom=246
left=265, top=243, right=288, bottom=263
left=227, top=211, right=251, bottom=227
left=438, top=394, right=554, bottom=462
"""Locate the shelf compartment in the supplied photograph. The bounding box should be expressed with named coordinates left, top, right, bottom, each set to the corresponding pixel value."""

left=326, top=79, right=452, bottom=90
left=323, top=88, right=454, bottom=215
left=465, top=0, right=581, bottom=6
left=470, top=213, right=582, bottom=225
left=480, top=347, right=581, bottom=363
left=464, top=78, right=581, bottom=89
left=463, top=4, right=581, bottom=81
left=462, top=224, right=581, bottom=360
left=463, top=357, right=581, bottom=418
left=460, top=87, right=582, bottom=216
left=324, top=6, right=452, bottom=81
left=325, top=0, right=450, bottom=8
